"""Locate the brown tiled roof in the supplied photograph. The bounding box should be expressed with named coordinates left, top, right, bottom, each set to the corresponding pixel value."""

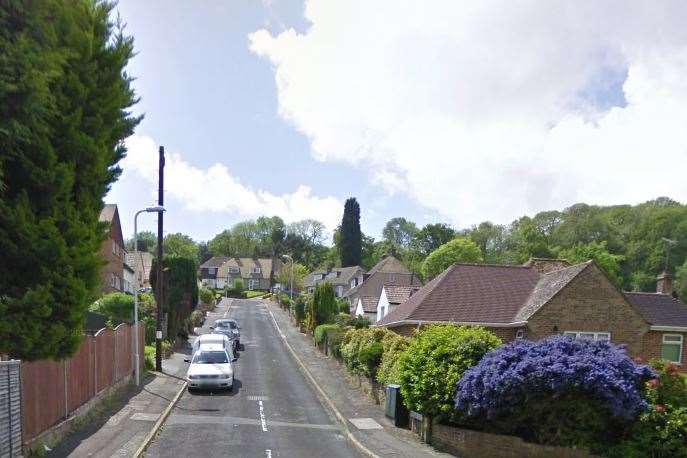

left=99, top=204, right=117, bottom=223
left=344, top=272, right=422, bottom=300
left=368, top=256, right=411, bottom=275
left=359, top=296, right=378, bottom=313
left=384, top=285, right=421, bottom=305
left=625, top=292, right=687, bottom=328
left=200, top=256, right=230, bottom=268
left=515, top=262, right=591, bottom=321
left=377, top=263, right=560, bottom=326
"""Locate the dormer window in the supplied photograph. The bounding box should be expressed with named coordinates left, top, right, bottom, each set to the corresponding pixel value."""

left=350, top=278, right=358, bottom=288
left=208, top=267, right=216, bottom=275
left=228, top=266, right=240, bottom=274
left=251, top=267, right=261, bottom=274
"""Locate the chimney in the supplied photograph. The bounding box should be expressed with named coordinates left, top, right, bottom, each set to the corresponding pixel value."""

left=657, top=271, right=673, bottom=295
left=523, top=258, right=572, bottom=274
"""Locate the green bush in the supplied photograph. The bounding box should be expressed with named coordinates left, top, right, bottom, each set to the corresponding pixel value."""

left=608, top=361, right=687, bottom=458
left=307, top=282, right=338, bottom=331
left=90, top=293, right=133, bottom=321
left=337, top=298, right=351, bottom=314
left=199, top=287, right=214, bottom=305
left=144, top=345, right=155, bottom=370
left=422, top=237, right=483, bottom=280
left=359, top=342, right=384, bottom=377
left=314, top=324, right=341, bottom=345
left=244, top=290, right=265, bottom=298
left=377, top=332, right=412, bottom=386
left=294, top=297, right=306, bottom=324
left=397, top=325, right=501, bottom=417
left=341, top=327, right=392, bottom=377
left=333, top=313, right=370, bottom=329
left=326, top=327, right=347, bottom=359
left=161, top=340, right=172, bottom=358
left=189, top=310, right=204, bottom=328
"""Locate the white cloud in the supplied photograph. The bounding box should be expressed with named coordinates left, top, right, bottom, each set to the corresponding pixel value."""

left=121, top=135, right=342, bottom=230
left=249, top=0, right=687, bottom=227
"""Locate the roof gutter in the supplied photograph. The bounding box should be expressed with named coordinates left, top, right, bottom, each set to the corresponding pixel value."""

left=650, top=325, right=687, bottom=332
left=376, top=319, right=528, bottom=328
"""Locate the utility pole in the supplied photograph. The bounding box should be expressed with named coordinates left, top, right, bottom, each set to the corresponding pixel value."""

left=155, top=146, right=165, bottom=372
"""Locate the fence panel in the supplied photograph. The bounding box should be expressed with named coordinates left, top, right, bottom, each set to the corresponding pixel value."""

left=0, top=361, right=22, bottom=457
left=95, top=329, right=115, bottom=392
left=67, top=336, right=95, bottom=413
left=115, top=325, right=131, bottom=381
left=21, top=358, right=66, bottom=443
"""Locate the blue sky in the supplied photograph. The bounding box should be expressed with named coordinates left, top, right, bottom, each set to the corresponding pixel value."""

left=109, top=1, right=687, bottom=244
left=108, top=0, right=437, bottom=242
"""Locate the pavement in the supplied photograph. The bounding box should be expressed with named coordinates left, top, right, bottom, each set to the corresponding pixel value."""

left=47, top=339, right=190, bottom=457
left=266, top=300, right=452, bottom=458
left=144, top=298, right=362, bottom=458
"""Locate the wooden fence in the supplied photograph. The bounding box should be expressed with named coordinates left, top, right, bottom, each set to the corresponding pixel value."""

left=20, top=322, right=144, bottom=444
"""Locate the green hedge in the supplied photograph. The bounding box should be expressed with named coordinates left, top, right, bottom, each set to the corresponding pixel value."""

left=376, top=332, right=412, bottom=386
left=340, top=327, right=392, bottom=377
left=314, top=324, right=341, bottom=344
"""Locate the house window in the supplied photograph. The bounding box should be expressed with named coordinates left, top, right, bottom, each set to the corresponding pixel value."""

left=336, top=285, right=344, bottom=297
left=110, top=273, right=116, bottom=287
left=350, top=278, right=357, bottom=288
left=316, top=274, right=324, bottom=281
left=248, top=279, right=259, bottom=290
left=563, top=331, right=611, bottom=342
left=661, top=334, right=683, bottom=364
left=251, top=267, right=261, bottom=274
left=208, top=267, right=216, bottom=275
left=228, top=266, right=240, bottom=274
left=515, top=329, right=525, bottom=340
left=388, top=274, right=396, bottom=283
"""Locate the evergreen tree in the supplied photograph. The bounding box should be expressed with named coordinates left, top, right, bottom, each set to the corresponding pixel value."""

left=340, top=197, right=362, bottom=266
left=0, top=1, right=140, bottom=360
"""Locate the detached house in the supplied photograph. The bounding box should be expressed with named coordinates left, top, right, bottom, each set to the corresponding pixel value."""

left=376, top=258, right=687, bottom=368
left=99, top=204, right=126, bottom=294
left=346, top=255, right=423, bottom=318
left=200, top=256, right=282, bottom=290
left=304, top=266, right=365, bottom=297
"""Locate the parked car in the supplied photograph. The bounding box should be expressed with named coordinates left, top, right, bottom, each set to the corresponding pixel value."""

left=184, top=344, right=234, bottom=391
left=192, top=333, right=236, bottom=361
left=211, top=319, right=241, bottom=350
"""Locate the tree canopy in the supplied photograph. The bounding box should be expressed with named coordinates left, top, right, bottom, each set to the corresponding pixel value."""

left=422, top=238, right=484, bottom=279
left=0, top=0, right=140, bottom=360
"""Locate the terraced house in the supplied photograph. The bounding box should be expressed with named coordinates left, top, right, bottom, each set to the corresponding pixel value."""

left=376, top=258, right=687, bottom=368
left=200, top=256, right=282, bottom=290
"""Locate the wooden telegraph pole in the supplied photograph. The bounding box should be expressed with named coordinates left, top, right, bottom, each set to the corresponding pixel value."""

left=155, top=146, right=165, bottom=371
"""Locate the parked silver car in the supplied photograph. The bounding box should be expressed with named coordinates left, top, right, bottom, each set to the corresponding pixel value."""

left=211, top=319, right=240, bottom=350
left=184, top=345, right=234, bottom=391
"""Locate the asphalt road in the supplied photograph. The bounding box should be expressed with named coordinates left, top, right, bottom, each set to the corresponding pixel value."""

left=145, top=299, right=362, bottom=458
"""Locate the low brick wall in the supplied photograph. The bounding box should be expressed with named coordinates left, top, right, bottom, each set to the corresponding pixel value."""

left=430, top=420, right=598, bottom=458
left=344, top=372, right=386, bottom=406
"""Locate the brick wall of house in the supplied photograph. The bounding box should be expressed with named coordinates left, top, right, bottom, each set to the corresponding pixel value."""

left=100, top=235, right=124, bottom=294
left=527, top=263, right=649, bottom=356
left=641, top=330, right=687, bottom=368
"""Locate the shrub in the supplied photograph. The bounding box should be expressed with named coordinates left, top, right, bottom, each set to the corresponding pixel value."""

left=314, top=324, right=341, bottom=345
left=422, top=237, right=483, bottom=280
left=333, top=313, right=370, bottom=329
left=189, top=310, right=204, bottom=328
left=199, top=287, right=214, bottom=305
left=294, top=297, right=306, bottom=324
left=144, top=345, right=155, bottom=370
left=455, top=336, right=656, bottom=449
left=607, top=360, right=687, bottom=458
left=341, top=327, right=391, bottom=377
left=359, top=342, right=384, bottom=377
left=90, top=292, right=133, bottom=321
left=326, top=327, right=347, bottom=359
left=161, top=340, right=172, bottom=358
left=398, top=325, right=501, bottom=418
left=337, top=298, right=351, bottom=314
left=377, top=332, right=412, bottom=386
left=307, top=282, right=338, bottom=331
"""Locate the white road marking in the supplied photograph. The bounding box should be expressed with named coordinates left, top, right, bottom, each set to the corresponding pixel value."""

left=265, top=449, right=272, bottom=458
left=258, top=400, right=268, bottom=432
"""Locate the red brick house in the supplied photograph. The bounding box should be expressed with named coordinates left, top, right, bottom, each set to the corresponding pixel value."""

left=99, top=204, right=125, bottom=294
left=375, top=259, right=687, bottom=368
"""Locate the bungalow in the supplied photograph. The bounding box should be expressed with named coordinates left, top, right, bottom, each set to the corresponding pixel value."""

left=303, top=266, right=365, bottom=297
left=346, top=255, right=423, bottom=315
left=375, top=258, right=687, bottom=368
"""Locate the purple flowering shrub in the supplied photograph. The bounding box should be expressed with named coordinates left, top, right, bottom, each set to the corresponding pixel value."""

left=455, top=336, right=655, bottom=448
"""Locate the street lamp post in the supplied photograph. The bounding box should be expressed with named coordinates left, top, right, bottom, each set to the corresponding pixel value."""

left=133, top=206, right=165, bottom=386
left=281, top=255, right=294, bottom=301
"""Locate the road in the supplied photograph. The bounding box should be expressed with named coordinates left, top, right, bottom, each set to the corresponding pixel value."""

left=145, top=298, right=362, bottom=458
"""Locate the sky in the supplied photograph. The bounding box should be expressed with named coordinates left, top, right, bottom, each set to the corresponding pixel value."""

left=108, top=0, right=687, bottom=243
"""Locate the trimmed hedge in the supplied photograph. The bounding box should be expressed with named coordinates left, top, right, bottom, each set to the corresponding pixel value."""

left=376, top=332, right=411, bottom=386
left=341, top=327, right=392, bottom=377
left=314, top=324, right=341, bottom=344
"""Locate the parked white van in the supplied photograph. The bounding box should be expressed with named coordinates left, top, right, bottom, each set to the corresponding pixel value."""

left=192, top=334, right=235, bottom=360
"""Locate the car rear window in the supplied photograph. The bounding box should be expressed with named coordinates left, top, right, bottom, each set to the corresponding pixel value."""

left=193, top=351, right=228, bottom=364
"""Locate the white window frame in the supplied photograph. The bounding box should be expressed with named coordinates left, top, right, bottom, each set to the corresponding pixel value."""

left=350, top=278, right=357, bottom=288
left=336, top=285, right=344, bottom=297
left=515, top=329, right=525, bottom=340
left=661, top=334, right=683, bottom=364
left=228, top=266, right=240, bottom=274
left=251, top=267, right=261, bottom=274
left=563, top=331, right=611, bottom=342
left=208, top=267, right=216, bottom=275
left=248, top=279, right=259, bottom=290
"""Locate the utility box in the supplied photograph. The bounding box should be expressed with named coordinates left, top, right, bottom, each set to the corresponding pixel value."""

left=385, top=384, right=409, bottom=427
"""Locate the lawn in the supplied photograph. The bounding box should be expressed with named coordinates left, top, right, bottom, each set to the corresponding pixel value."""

left=244, top=290, right=266, bottom=299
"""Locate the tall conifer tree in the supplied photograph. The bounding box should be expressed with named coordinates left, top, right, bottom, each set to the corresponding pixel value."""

left=340, top=198, right=362, bottom=267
